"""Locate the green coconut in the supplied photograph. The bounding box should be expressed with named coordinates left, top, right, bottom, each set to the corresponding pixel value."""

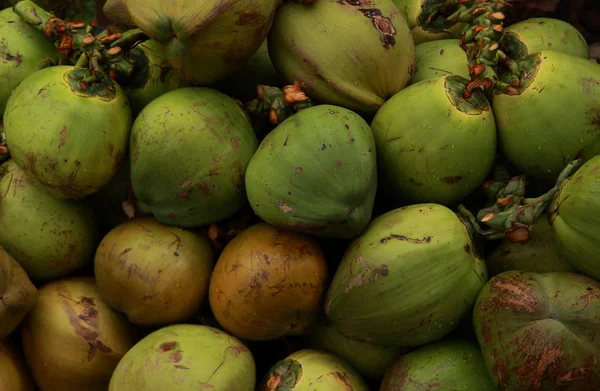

left=548, top=155, right=600, bottom=280
left=412, top=39, right=469, bottom=84
left=503, top=17, right=589, bottom=61
left=3, top=65, right=132, bottom=199
left=245, top=104, right=377, bottom=239
left=268, top=0, right=416, bottom=114
left=121, top=0, right=279, bottom=85
left=260, top=349, right=369, bottom=391
left=371, top=75, right=496, bottom=206
left=493, top=50, right=600, bottom=182
left=0, top=7, right=58, bottom=115
left=380, top=339, right=495, bottom=390
left=0, top=159, right=99, bottom=281
left=130, top=87, right=258, bottom=228
left=324, top=203, right=488, bottom=347
left=309, top=323, right=400, bottom=379
left=0, top=246, right=37, bottom=339
left=109, top=324, right=256, bottom=390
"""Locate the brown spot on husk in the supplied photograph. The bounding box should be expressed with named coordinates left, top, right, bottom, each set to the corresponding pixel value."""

left=177, top=189, right=192, bottom=200
left=480, top=273, right=541, bottom=314
left=174, top=365, right=189, bottom=370
left=345, top=261, right=389, bottom=293
left=169, top=351, right=183, bottom=363
left=511, top=327, right=565, bottom=389
left=587, top=105, right=600, bottom=127
left=236, top=12, right=264, bottom=25
left=1, top=50, right=23, bottom=66
left=158, top=341, right=178, bottom=352
left=332, top=372, right=354, bottom=390
left=230, top=346, right=247, bottom=355
left=59, top=291, right=112, bottom=361
left=380, top=234, right=432, bottom=244
left=387, top=361, right=409, bottom=389
left=231, top=137, right=240, bottom=148
left=58, top=126, right=67, bottom=149
left=357, top=8, right=397, bottom=48
left=199, top=182, right=212, bottom=196
left=441, top=176, right=462, bottom=184
left=278, top=200, right=293, bottom=213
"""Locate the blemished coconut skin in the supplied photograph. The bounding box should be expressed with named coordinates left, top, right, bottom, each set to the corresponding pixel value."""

left=94, top=217, right=214, bottom=327
left=122, top=0, right=280, bottom=85
left=245, top=104, right=378, bottom=239
left=21, top=276, right=138, bottom=391
left=3, top=66, right=132, bottom=200
left=209, top=223, right=329, bottom=341
left=493, top=51, right=600, bottom=182
left=325, top=203, right=488, bottom=347
left=268, top=0, right=416, bottom=114
left=0, top=159, right=99, bottom=281
left=473, top=271, right=600, bottom=390
left=0, top=7, right=58, bottom=114
left=109, top=324, right=256, bottom=391
left=129, top=87, right=259, bottom=228
left=260, top=349, right=370, bottom=391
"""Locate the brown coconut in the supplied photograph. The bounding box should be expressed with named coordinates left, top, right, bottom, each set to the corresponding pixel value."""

left=21, top=276, right=138, bottom=391
left=94, top=217, right=214, bottom=326
left=209, top=223, right=328, bottom=341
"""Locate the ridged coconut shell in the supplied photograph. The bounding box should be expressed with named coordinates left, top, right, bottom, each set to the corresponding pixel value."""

left=473, top=271, right=600, bottom=390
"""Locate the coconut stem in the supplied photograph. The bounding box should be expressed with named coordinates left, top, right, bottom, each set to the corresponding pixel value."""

left=421, top=0, right=522, bottom=98
left=458, top=159, right=583, bottom=243
left=13, top=0, right=148, bottom=85
left=244, top=81, right=314, bottom=126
